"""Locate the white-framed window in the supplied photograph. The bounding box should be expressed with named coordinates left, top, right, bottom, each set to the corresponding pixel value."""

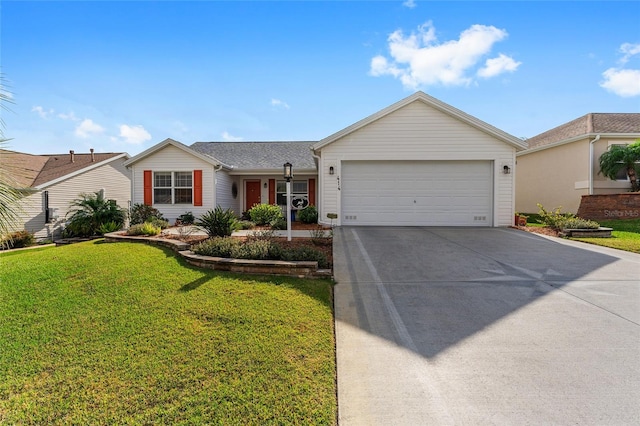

left=154, top=171, right=193, bottom=204
left=276, top=180, right=308, bottom=206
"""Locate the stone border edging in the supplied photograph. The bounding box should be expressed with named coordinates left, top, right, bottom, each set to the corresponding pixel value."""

left=103, top=232, right=331, bottom=279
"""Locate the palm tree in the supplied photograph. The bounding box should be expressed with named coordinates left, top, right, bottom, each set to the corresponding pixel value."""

left=0, top=73, right=27, bottom=248
left=65, top=191, right=126, bottom=237
left=598, top=141, right=640, bottom=192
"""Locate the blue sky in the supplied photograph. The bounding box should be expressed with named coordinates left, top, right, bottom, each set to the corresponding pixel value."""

left=1, top=1, right=639, bottom=156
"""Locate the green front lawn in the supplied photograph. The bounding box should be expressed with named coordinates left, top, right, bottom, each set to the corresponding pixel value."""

left=0, top=241, right=336, bottom=424
left=571, top=218, right=640, bottom=253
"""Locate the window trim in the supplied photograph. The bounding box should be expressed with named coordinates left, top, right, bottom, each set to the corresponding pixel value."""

left=276, top=179, right=308, bottom=206
left=153, top=171, right=193, bottom=205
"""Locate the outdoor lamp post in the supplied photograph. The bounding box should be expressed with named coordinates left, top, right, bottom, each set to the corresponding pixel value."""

left=283, top=162, right=293, bottom=241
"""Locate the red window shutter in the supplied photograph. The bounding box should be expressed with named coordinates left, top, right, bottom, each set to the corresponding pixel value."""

left=308, top=178, right=316, bottom=206
left=143, top=170, right=152, bottom=205
left=194, top=170, right=203, bottom=206
left=268, top=179, right=276, bottom=204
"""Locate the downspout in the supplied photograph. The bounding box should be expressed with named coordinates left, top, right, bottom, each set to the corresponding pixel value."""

left=310, top=149, right=323, bottom=224
left=588, top=134, right=600, bottom=195
left=213, top=163, right=224, bottom=206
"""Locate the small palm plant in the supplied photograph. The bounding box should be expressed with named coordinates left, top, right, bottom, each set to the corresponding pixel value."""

left=599, top=141, right=640, bottom=192
left=196, top=206, right=238, bottom=237
left=65, top=191, right=126, bottom=237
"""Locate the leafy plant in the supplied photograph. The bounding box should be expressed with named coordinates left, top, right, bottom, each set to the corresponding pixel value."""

left=236, top=220, right=256, bottom=230
left=193, top=237, right=241, bottom=257
left=196, top=206, right=238, bottom=237
left=561, top=217, right=600, bottom=230
left=177, top=211, right=195, bottom=225
left=0, top=229, right=34, bottom=250
left=148, top=218, right=170, bottom=230
left=98, top=221, right=121, bottom=235
left=536, top=203, right=599, bottom=231
left=126, top=222, right=161, bottom=236
left=599, top=141, right=640, bottom=191
left=65, top=192, right=126, bottom=237
left=297, top=205, right=318, bottom=224
left=130, top=203, right=165, bottom=225
left=248, top=204, right=283, bottom=226
left=280, top=246, right=329, bottom=268
left=270, top=216, right=287, bottom=230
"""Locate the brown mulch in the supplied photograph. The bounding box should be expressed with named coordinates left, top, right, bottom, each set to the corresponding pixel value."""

left=511, top=225, right=560, bottom=237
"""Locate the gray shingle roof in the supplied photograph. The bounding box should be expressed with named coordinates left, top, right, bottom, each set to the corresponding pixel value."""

left=526, top=113, right=640, bottom=149
left=190, top=141, right=317, bottom=171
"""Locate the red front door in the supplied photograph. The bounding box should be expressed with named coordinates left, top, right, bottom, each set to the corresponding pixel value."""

left=245, top=180, right=262, bottom=210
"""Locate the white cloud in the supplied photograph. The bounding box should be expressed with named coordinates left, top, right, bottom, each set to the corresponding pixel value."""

left=32, top=106, right=54, bottom=119
left=599, top=43, right=640, bottom=97
left=271, top=98, right=290, bottom=109
left=221, top=131, right=243, bottom=142
left=370, top=21, right=518, bottom=89
left=58, top=111, right=79, bottom=121
left=600, top=68, right=640, bottom=97
left=118, top=124, right=151, bottom=144
left=619, top=42, right=640, bottom=64
left=478, top=53, right=521, bottom=78
left=403, top=0, right=417, bottom=9
left=75, top=119, right=105, bottom=138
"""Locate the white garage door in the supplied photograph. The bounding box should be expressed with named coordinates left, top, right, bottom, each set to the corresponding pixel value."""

left=341, top=160, right=493, bottom=226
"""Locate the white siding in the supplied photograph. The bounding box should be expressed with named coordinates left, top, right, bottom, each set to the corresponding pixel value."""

left=129, top=144, right=216, bottom=223
left=318, top=101, right=516, bottom=227
left=16, top=159, right=131, bottom=240
left=215, top=171, right=241, bottom=215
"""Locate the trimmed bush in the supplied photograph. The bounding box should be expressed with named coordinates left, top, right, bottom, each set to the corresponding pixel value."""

left=270, top=217, right=287, bottom=230
left=280, top=246, right=329, bottom=268
left=297, top=205, right=318, bottom=224
left=130, top=204, right=165, bottom=226
left=561, top=217, right=600, bottom=230
left=248, top=204, right=283, bottom=226
left=177, top=211, right=195, bottom=225
left=196, top=206, right=238, bottom=237
left=126, top=223, right=161, bottom=236
left=148, top=218, right=170, bottom=230
left=236, top=220, right=256, bottom=230
left=193, top=237, right=241, bottom=258
left=0, top=230, right=35, bottom=250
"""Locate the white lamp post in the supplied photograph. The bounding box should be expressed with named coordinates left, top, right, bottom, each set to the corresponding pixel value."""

left=283, top=162, right=293, bottom=241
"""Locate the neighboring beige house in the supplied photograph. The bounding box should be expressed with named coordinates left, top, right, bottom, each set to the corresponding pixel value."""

left=2, top=149, right=131, bottom=240
left=125, top=91, right=525, bottom=228
left=516, top=113, right=640, bottom=214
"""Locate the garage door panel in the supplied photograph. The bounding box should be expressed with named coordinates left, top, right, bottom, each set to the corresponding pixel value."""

left=342, top=160, right=493, bottom=226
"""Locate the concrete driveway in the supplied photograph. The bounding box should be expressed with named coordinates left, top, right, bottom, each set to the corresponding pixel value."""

left=333, top=227, right=640, bottom=425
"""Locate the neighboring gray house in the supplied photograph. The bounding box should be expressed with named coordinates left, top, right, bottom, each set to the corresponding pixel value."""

left=124, top=91, right=526, bottom=227
left=2, top=149, right=131, bottom=240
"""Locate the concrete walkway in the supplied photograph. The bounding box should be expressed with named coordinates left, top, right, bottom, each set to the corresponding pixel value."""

left=333, top=227, right=640, bottom=425
left=161, top=225, right=324, bottom=238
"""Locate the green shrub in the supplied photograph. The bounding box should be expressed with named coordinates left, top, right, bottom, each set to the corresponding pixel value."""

left=231, top=239, right=275, bottom=260
left=147, top=218, right=170, bottom=230
left=98, top=221, right=121, bottom=235
left=65, top=192, right=126, bottom=237
left=561, top=217, right=600, bottom=230
left=130, top=204, right=165, bottom=226
left=196, top=206, right=238, bottom=237
left=280, top=246, right=329, bottom=268
left=270, top=216, right=287, bottom=230
left=536, top=204, right=573, bottom=231
left=297, top=205, right=318, bottom=224
left=248, top=204, right=283, bottom=226
left=236, top=220, right=256, bottom=230
left=126, top=223, right=161, bottom=236
left=193, top=237, right=241, bottom=257
left=0, top=230, right=35, bottom=250
left=177, top=211, right=195, bottom=225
